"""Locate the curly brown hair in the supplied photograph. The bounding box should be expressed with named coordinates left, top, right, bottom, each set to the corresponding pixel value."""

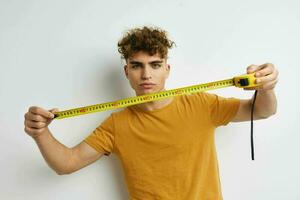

left=117, top=26, right=176, bottom=61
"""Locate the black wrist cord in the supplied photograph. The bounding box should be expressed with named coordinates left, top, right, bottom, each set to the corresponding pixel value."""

left=251, top=90, right=258, bottom=160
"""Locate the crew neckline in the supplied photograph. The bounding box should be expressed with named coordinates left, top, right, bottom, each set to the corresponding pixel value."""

left=130, top=96, right=178, bottom=114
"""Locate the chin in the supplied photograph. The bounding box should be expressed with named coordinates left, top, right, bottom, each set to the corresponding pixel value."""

left=136, top=89, right=155, bottom=96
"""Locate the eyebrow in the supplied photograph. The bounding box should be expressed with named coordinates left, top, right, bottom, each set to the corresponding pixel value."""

left=129, top=60, right=163, bottom=65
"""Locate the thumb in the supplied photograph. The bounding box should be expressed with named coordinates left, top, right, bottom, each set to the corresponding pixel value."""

left=49, top=108, right=59, bottom=118
left=247, top=64, right=259, bottom=74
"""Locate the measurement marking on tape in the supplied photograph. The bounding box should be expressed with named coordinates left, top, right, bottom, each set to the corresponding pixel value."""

left=53, top=73, right=259, bottom=120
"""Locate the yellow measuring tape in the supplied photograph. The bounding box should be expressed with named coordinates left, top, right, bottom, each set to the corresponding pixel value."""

left=53, top=73, right=260, bottom=161
left=53, top=73, right=259, bottom=119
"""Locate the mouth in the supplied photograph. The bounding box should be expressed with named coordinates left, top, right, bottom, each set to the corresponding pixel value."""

left=139, top=83, right=156, bottom=89
left=140, top=82, right=155, bottom=85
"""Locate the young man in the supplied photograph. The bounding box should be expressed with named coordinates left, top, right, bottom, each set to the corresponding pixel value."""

left=24, top=26, right=278, bottom=199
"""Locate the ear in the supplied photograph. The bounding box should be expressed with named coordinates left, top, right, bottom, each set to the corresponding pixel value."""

left=124, top=65, right=128, bottom=79
left=165, top=64, right=171, bottom=79
left=167, top=64, right=170, bottom=70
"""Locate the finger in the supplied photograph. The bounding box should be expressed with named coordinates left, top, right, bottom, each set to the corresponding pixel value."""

left=255, top=72, right=277, bottom=84
left=49, top=108, right=59, bottom=112
left=245, top=77, right=278, bottom=91
left=247, top=64, right=259, bottom=73
left=259, top=78, right=279, bottom=90
left=25, top=112, right=48, bottom=122
left=29, top=106, right=54, bottom=119
left=25, top=120, right=47, bottom=129
left=255, top=64, right=275, bottom=77
left=248, top=63, right=271, bottom=74
left=49, top=108, right=59, bottom=115
left=24, top=126, right=43, bottom=135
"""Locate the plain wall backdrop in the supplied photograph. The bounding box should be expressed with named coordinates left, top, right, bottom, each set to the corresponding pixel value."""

left=1, top=0, right=299, bottom=199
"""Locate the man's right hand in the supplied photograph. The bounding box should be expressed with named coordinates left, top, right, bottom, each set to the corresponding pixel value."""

left=24, top=106, right=59, bottom=139
left=24, top=106, right=104, bottom=175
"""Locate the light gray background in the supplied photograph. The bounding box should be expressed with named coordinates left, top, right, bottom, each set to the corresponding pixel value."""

left=1, top=0, right=299, bottom=199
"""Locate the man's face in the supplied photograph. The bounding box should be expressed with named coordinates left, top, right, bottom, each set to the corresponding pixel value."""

left=124, top=51, right=170, bottom=96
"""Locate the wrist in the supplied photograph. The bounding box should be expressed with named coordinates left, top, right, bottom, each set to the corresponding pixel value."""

left=258, top=88, right=275, bottom=93
left=32, top=128, right=52, bottom=143
left=257, top=88, right=275, bottom=95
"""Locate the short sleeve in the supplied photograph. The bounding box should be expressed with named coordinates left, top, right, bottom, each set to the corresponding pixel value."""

left=200, top=92, right=241, bottom=127
left=84, top=113, right=115, bottom=156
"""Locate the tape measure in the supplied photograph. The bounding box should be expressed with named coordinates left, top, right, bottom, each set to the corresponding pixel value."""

left=53, top=73, right=259, bottom=119
left=53, top=72, right=260, bottom=161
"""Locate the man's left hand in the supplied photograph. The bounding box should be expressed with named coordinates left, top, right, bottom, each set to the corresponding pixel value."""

left=244, top=63, right=279, bottom=91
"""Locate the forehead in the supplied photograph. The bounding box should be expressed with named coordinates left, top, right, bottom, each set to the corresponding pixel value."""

left=127, top=51, right=165, bottom=63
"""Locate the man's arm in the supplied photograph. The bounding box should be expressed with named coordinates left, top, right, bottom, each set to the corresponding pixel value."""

left=34, top=128, right=104, bottom=175
left=25, top=106, right=104, bottom=175
left=232, top=89, right=277, bottom=122
left=232, top=63, right=278, bottom=122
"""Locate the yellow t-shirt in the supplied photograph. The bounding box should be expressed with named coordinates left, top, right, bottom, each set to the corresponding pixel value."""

left=84, top=91, right=241, bottom=200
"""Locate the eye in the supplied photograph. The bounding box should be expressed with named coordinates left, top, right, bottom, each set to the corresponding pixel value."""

left=153, top=64, right=161, bottom=68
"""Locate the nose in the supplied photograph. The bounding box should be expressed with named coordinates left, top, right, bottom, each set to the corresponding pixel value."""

left=141, top=66, right=152, bottom=80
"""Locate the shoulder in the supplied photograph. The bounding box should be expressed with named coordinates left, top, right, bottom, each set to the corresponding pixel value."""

left=184, top=91, right=217, bottom=105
